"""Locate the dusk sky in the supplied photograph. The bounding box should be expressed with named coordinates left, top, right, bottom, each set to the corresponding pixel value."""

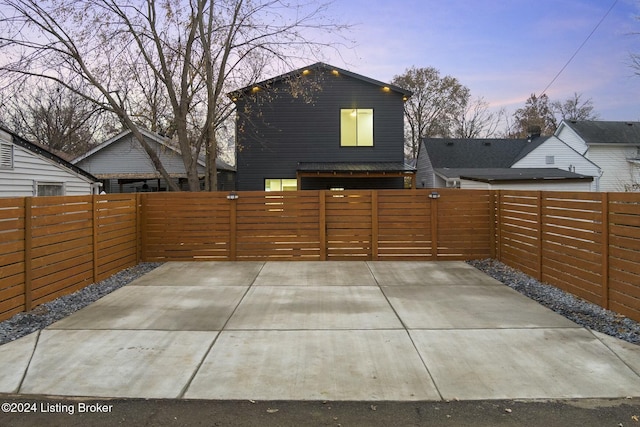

left=321, top=0, right=640, bottom=121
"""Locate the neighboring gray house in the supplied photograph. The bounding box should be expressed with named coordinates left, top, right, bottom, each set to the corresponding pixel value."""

left=416, top=136, right=596, bottom=191
left=0, top=126, right=100, bottom=197
left=555, top=120, right=640, bottom=192
left=73, top=128, right=235, bottom=192
left=230, top=62, right=415, bottom=191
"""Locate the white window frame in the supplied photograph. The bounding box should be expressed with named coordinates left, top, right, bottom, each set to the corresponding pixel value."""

left=545, top=155, right=555, bottom=165
left=0, top=141, right=13, bottom=169
left=34, top=181, right=65, bottom=196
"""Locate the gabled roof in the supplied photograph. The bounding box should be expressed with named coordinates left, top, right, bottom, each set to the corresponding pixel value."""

left=1, top=125, right=98, bottom=182
left=229, top=62, right=412, bottom=99
left=73, top=128, right=235, bottom=172
left=560, top=120, right=640, bottom=145
left=435, top=168, right=593, bottom=182
left=421, top=137, right=548, bottom=169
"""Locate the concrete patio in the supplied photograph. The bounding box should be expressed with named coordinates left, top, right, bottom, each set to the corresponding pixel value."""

left=1, top=261, right=640, bottom=401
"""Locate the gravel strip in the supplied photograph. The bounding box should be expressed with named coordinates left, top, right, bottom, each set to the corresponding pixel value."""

left=468, top=259, right=640, bottom=345
left=2, top=260, right=639, bottom=347
left=0, top=263, right=162, bottom=346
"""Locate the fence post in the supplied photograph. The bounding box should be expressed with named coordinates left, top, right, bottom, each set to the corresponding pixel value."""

left=495, top=190, right=502, bottom=261
left=135, top=194, right=141, bottom=264
left=371, top=190, right=378, bottom=260
left=536, top=191, right=543, bottom=281
left=489, top=190, right=496, bottom=259
left=319, top=191, right=326, bottom=260
left=430, top=193, right=438, bottom=259
left=601, top=193, right=610, bottom=310
left=92, top=195, right=99, bottom=283
left=229, top=196, right=237, bottom=261
left=24, top=197, right=32, bottom=312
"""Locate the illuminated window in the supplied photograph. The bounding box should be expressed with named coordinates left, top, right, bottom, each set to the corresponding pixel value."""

left=340, top=109, right=373, bottom=147
left=265, top=178, right=297, bottom=191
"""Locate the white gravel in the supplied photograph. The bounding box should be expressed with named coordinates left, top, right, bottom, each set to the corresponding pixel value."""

left=468, top=259, right=640, bottom=345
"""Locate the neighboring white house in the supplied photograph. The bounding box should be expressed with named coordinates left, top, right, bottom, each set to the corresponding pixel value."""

left=555, top=120, right=640, bottom=192
left=416, top=135, right=596, bottom=191
left=0, top=127, right=100, bottom=197
left=73, top=128, right=235, bottom=192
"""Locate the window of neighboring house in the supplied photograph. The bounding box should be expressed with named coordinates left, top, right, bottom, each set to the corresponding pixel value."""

left=265, top=178, right=297, bottom=191
left=35, top=181, right=65, bottom=196
left=340, top=108, right=373, bottom=147
left=0, top=142, right=13, bottom=169
left=545, top=155, right=555, bottom=165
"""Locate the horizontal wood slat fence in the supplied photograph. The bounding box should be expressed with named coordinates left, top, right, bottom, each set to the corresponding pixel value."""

left=0, top=195, right=139, bottom=321
left=495, top=190, right=640, bottom=323
left=1, top=189, right=639, bottom=323
left=141, top=190, right=492, bottom=262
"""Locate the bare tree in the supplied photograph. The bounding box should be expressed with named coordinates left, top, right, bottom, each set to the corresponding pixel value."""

left=391, top=66, right=469, bottom=161
left=453, top=96, right=503, bottom=138
left=551, top=92, right=599, bottom=122
left=0, top=0, right=348, bottom=191
left=0, top=82, right=116, bottom=156
left=510, top=93, right=557, bottom=138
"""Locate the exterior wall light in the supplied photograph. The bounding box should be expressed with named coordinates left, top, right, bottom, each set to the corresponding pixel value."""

left=331, top=70, right=339, bottom=76
left=226, top=192, right=239, bottom=200
left=302, top=69, right=310, bottom=75
left=382, top=86, right=390, bottom=92
left=428, top=191, right=440, bottom=199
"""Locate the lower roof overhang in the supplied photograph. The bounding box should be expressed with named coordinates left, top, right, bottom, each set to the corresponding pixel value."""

left=297, top=162, right=417, bottom=188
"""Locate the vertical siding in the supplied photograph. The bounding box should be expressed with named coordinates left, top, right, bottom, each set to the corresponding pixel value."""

left=0, top=145, right=93, bottom=197
left=235, top=68, right=406, bottom=190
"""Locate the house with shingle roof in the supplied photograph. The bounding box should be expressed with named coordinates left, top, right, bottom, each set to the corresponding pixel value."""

left=416, top=134, right=598, bottom=191
left=72, top=128, right=235, bottom=193
left=555, top=120, right=640, bottom=192
left=229, top=62, right=415, bottom=191
left=0, top=126, right=100, bottom=197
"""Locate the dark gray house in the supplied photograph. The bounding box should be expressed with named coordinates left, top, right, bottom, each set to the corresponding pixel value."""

left=230, top=62, right=415, bottom=191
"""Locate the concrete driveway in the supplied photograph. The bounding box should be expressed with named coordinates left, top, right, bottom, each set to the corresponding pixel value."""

left=1, top=261, right=640, bottom=401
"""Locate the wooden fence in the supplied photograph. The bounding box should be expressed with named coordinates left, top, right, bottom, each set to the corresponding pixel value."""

left=140, top=189, right=492, bottom=262
left=0, top=195, right=139, bottom=321
left=495, top=190, right=640, bottom=322
left=1, top=189, right=639, bottom=324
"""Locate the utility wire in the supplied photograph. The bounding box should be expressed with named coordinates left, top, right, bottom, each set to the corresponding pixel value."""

left=539, top=0, right=618, bottom=97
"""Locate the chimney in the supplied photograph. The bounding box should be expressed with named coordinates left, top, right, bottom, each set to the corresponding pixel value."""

left=527, top=125, right=541, bottom=141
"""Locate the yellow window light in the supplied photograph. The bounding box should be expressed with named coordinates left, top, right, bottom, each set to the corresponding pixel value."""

left=382, top=86, right=390, bottom=92
left=251, top=86, right=260, bottom=93
left=302, top=69, right=311, bottom=75
left=331, top=70, right=339, bottom=76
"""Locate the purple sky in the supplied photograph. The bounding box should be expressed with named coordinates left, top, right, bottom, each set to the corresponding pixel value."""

left=320, top=0, right=640, bottom=121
